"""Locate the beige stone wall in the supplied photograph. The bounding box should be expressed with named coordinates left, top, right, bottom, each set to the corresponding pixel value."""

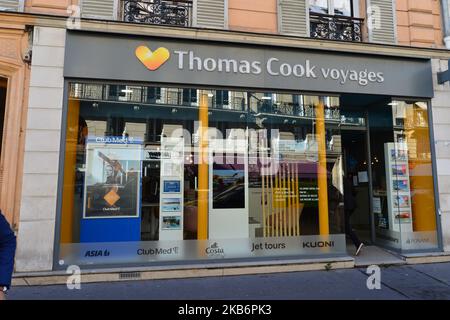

left=431, top=59, right=450, bottom=252
left=396, top=0, right=444, bottom=48
left=15, top=26, right=66, bottom=272
left=228, top=0, right=278, bottom=34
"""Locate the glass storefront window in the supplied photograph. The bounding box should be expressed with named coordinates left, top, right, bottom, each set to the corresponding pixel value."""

left=59, top=83, right=439, bottom=268
left=59, top=82, right=347, bottom=267
left=370, top=100, right=438, bottom=251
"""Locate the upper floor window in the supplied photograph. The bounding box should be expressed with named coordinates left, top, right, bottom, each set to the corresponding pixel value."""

left=309, top=0, right=362, bottom=42
left=121, top=0, right=193, bottom=27
left=309, top=0, right=353, bottom=17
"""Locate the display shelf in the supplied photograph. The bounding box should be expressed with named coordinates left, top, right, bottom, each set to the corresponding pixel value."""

left=384, top=143, right=413, bottom=233
left=158, top=133, right=185, bottom=240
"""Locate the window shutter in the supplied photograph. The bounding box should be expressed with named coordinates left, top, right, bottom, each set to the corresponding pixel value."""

left=367, top=0, right=396, bottom=44
left=0, top=0, right=20, bottom=11
left=81, top=0, right=117, bottom=20
left=278, top=0, right=308, bottom=36
left=195, top=0, right=226, bottom=29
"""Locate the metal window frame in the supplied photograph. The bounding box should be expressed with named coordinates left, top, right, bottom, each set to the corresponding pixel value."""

left=52, top=78, right=444, bottom=271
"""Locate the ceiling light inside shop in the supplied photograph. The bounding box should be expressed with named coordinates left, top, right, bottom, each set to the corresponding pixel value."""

left=388, top=102, right=399, bottom=106
left=121, top=89, right=133, bottom=93
left=261, top=96, right=272, bottom=100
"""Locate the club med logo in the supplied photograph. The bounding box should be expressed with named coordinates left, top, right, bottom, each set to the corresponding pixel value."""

left=205, top=242, right=224, bottom=256
left=302, top=241, right=335, bottom=249
left=135, top=45, right=170, bottom=71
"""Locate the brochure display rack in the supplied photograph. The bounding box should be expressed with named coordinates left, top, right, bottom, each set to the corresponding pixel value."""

left=80, top=137, right=142, bottom=242
left=159, top=135, right=185, bottom=240
left=384, top=143, right=413, bottom=233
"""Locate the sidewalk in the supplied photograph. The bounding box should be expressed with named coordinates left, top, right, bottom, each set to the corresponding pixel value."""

left=7, top=262, right=450, bottom=300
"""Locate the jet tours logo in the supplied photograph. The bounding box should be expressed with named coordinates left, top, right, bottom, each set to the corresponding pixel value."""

left=135, top=45, right=171, bottom=71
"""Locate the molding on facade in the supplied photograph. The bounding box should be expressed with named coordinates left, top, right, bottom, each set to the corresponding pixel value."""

left=1, top=12, right=450, bottom=59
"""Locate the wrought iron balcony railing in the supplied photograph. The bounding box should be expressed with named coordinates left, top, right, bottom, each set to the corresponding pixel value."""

left=310, top=13, right=363, bottom=42
left=120, top=0, right=193, bottom=27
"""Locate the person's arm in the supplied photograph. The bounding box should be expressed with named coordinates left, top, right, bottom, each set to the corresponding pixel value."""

left=0, top=213, right=16, bottom=291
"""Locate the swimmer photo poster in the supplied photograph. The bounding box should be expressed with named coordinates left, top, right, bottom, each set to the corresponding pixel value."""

left=83, top=139, right=142, bottom=219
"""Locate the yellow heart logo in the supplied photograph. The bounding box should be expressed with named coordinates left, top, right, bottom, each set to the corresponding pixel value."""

left=135, top=45, right=170, bottom=71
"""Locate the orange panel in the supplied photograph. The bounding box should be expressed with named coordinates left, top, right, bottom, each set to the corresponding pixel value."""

left=60, top=99, right=80, bottom=243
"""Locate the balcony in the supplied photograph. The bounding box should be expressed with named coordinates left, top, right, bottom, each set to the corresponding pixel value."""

left=120, top=0, right=193, bottom=27
left=309, top=13, right=363, bottom=42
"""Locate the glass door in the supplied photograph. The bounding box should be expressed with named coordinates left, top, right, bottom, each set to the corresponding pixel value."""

left=340, top=107, right=374, bottom=248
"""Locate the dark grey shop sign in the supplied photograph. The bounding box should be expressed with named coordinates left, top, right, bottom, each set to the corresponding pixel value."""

left=65, top=31, right=434, bottom=98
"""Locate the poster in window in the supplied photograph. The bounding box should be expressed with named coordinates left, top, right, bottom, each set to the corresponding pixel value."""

left=161, top=198, right=181, bottom=212
left=212, top=161, right=245, bottom=209
left=163, top=180, right=181, bottom=193
left=393, top=195, right=410, bottom=208
left=83, top=140, right=142, bottom=218
left=162, top=216, right=182, bottom=230
left=393, top=179, right=409, bottom=192
left=392, top=164, right=407, bottom=177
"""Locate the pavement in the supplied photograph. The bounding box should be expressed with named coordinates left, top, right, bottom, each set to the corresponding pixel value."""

left=7, top=261, right=450, bottom=300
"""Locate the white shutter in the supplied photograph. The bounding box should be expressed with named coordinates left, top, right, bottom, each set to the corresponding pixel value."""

left=81, top=0, right=117, bottom=20
left=195, top=0, right=226, bottom=29
left=0, top=0, right=20, bottom=11
left=367, top=0, right=396, bottom=44
left=278, top=0, right=308, bottom=37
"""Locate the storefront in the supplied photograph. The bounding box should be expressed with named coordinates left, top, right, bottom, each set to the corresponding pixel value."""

left=55, top=30, right=441, bottom=269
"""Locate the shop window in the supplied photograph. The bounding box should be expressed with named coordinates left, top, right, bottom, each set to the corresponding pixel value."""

left=58, top=82, right=350, bottom=268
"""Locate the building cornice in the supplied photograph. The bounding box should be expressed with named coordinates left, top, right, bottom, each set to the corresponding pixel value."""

left=1, top=11, right=450, bottom=60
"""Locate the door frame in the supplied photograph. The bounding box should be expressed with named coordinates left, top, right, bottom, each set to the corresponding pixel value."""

left=340, top=110, right=376, bottom=245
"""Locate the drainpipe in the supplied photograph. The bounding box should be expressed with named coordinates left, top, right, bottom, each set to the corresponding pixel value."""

left=441, top=0, right=450, bottom=49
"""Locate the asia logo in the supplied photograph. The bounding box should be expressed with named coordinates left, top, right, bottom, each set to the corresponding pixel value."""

left=84, top=249, right=110, bottom=257
left=135, top=45, right=170, bottom=71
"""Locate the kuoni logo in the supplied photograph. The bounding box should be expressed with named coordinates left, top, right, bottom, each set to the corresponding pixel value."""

left=135, top=45, right=170, bottom=71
